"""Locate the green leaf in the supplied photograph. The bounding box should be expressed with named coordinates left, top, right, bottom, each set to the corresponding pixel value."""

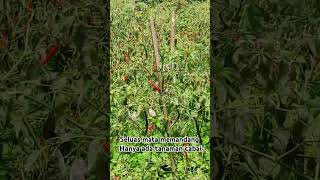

left=55, top=149, right=67, bottom=177
left=73, top=24, right=88, bottom=51
left=25, top=150, right=40, bottom=172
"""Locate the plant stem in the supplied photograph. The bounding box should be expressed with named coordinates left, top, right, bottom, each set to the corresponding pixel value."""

left=170, top=10, right=176, bottom=53
left=150, top=16, right=177, bottom=179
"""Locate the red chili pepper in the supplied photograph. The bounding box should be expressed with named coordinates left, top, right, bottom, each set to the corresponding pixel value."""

left=148, top=80, right=161, bottom=94
left=122, top=74, right=129, bottom=81
left=54, top=0, right=64, bottom=8
left=0, top=32, right=8, bottom=49
left=125, top=51, right=129, bottom=64
left=41, top=44, right=59, bottom=65
left=101, top=140, right=109, bottom=155
left=147, top=123, right=155, bottom=134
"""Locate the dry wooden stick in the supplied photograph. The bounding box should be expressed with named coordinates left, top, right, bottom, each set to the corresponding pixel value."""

left=170, top=10, right=176, bottom=53
left=132, top=0, right=135, bottom=14
left=149, top=17, right=162, bottom=93
left=150, top=17, right=170, bottom=130
left=150, top=16, right=177, bottom=179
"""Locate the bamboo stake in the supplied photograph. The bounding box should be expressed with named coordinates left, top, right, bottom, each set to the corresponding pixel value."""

left=149, top=17, right=177, bottom=179
left=149, top=17, right=162, bottom=93
left=170, top=10, right=176, bottom=53
left=132, top=0, right=135, bottom=14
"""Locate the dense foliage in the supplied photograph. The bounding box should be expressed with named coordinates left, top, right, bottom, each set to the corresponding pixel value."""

left=0, top=1, right=108, bottom=179
left=111, top=0, right=210, bottom=179
left=213, top=0, right=320, bottom=179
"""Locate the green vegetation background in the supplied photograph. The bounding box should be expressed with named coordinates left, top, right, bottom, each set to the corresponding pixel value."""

left=213, top=0, right=320, bottom=179
left=0, top=0, right=108, bottom=179
left=111, top=0, right=210, bottom=179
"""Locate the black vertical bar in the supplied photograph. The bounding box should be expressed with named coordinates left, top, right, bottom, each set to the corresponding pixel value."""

left=210, top=0, right=214, bottom=178
left=105, top=0, right=111, bottom=179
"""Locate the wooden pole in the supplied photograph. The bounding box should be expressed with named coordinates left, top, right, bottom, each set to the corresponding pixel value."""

left=132, top=0, right=135, bottom=14
left=149, top=17, right=162, bottom=94
left=170, top=10, right=176, bottom=53
left=150, top=16, right=177, bottom=179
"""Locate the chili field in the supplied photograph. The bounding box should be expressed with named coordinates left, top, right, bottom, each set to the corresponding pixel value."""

left=111, top=0, right=210, bottom=179
left=213, top=0, right=320, bottom=179
left=1, top=1, right=108, bottom=179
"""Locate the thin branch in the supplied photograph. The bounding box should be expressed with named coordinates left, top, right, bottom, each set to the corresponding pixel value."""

left=132, top=0, right=135, bottom=14
left=278, top=142, right=303, bottom=160
left=65, top=118, right=86, bottom=132
left=149, top=17, right=162, bottom=93
left=170, top=10, right=176, bottom=53
left=231, top=142, right=313, bottom=180
left=84, top=98, right=106, bottom=116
